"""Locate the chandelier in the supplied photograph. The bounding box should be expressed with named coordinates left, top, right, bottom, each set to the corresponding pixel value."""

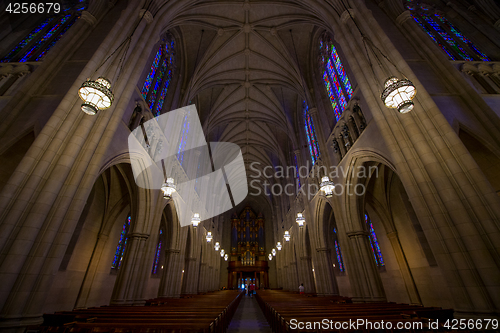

left=78, top=77, right=113, bottom=115
left=381, top=77, right=416, bottom=113
left=276, top=242, right=282, bottom=251
left=214, top=242, right=220, bottom=251
left=78, top=3, right=152, bottom=115
left=191, top=213, right=200, bottom=228
left=161, top=177, right=176, bottom=199
left=206, top=231, right=212, bottom=243
left=284, top=230, right=290, bottom=242
left=319, top=176, right=334, bottom=198
left=224, top=254, right=228, bottom=261
left=272, top=248, right=276, bottom=256
left=268, top=254, right=272, bottom=261
left=296, top=213, right=305, bottom=227
left=220, top=249, right=225, bottom=257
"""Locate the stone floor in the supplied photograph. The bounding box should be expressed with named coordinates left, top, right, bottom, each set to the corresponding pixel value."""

left=227, top=294, right=273, bottom=333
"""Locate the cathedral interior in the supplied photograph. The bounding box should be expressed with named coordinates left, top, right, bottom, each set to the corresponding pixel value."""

left=0, top=0, right=500, bottom=331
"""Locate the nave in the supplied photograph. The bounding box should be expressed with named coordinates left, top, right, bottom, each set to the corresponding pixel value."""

left=29, top=289, right=462, bottom=333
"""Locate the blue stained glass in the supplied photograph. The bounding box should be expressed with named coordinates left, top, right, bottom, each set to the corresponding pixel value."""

left=330, top=44, right=353, bottom=98
left=152, top=239, right=162, bottom=274
left=320, top=37, right=352, bottom=122
left=154, top=72, right=171, bottom=116
left=1, top=17, right=53, bottom=62
left=142, top=48, right=162, bottom=99
left=19, top=15, right=72, bottom=62
left=335, top=240, right=345, bottom=272
left=406, top=0, right=488, bottom=61
left=142, top=40, right=175, bottom=113
left=365, top=214, right=384, bottom=267
left=412, top=16, right=456, bottom=60
left=434, top=14, right=489, bottom=61
left=303, top=102, right=320, bottom=165
left=35, top=15, right=78, bottom=61
left=112, top=215, right=131, bottom=269
left=420, top=13, right=472, bottom=61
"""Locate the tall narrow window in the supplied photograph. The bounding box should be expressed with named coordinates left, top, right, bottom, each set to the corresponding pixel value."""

left=152, top=227, right=164, bottom=275
left=303, top=101, right=321, bottom=165
left=333, top=228, right=345, bottom=272
left=406, top=0, right=490, bottom=61
left=365, top=213, right=384, bottom=267
left=1, top=1, right=86, bottom=62
left=319, top=34, right=353, bottom=122
left=141, top=37, right=175, bottom=117
left=112, top=215, right=131, bottom=270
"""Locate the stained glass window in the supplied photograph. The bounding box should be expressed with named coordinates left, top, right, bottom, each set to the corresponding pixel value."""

left=405, top=0, right=490, bottom=61
left=112, top=215, right=131, bottom=270
left=303, top=101, right=321, bottom=165
left=365, top=213, right=384, bottom=267
left=319, top=34, right=353, bottom=122
left=141, top=38, right=175, bottom=117
left=1, top=2, right=86, bottom=63
left=152, top=228, right=164, bottom=274
left=333, top=228, right=345, bottom=272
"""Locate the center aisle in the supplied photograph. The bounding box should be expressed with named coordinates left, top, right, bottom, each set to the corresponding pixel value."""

left=227, top=294, right=272, bottom=333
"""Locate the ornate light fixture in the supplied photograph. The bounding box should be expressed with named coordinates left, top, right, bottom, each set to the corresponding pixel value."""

left=78, top=77, right=114, bottom=115
left=220, top=249, right=225, bottom=257
left=224, top=254, right=228, bottom=261
left=381, top=77, right=416, bottom=114
left=268, top=254, right=272, bottom=261
left=272, top=248, right=276, bottom=256
left=161, top=177, right=176, bottom=199
left=319, top=176, right=334, bottom=198
left=276, top=242, right=282, bottom=251
left=284, top=230, right=291, bottom=242
left=296, top=213, right=305, bottom=227
left=191, top=213, right=201, bottom=228
left=214, top=242, right=220, bottom=251
left=206, top=231, right=212, bottom=243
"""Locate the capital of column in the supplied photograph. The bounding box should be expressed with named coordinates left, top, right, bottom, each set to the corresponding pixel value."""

left=200, top=263, right=207, bottom=266
left=127, top=232, right=149, bottom=240
left=81, top=10, right=97, bottom=27
left=386, top=231, right=399, bottom=240
left=340, top=9, right=355, bottom=25
left=308, top=107, right=318, bottom=115
left=396, top=10, right=413, bottom=27
left=316, top=247, right=330, bottom=252
left=300, top=256, right=311, bottom=261
left=186, top=257, right=197, bottom=262
left=166, top=249, right=180, bottom=254
left=346, top=230, right=369, bottom=238
left=290, top=261, right=297, bottom=266
left=139, top=9, right=154, bottom=24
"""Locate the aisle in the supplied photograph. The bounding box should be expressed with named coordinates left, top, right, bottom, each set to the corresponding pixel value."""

left=227, top=294, right=272, bottom=333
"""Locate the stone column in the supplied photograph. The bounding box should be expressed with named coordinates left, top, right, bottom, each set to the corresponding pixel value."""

left=386, top=231, right=422, bottom=305
left=313, top=248, right=339, bottom=296
left=198, top=263, right=208, bottom=293
left=110, top=233, right=149, bottom=305
left=183, top=256, right=199, bottom=295
left=74, top=234, right=109, bottom=309
left=345, top=231, right=385, bottom=302
left=158, top=249, right=181, bottom=297
left=298, top=256, right=315, bottom=293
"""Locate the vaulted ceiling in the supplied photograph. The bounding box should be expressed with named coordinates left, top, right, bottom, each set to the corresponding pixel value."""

left=165, top=0, right=331, bottom=196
